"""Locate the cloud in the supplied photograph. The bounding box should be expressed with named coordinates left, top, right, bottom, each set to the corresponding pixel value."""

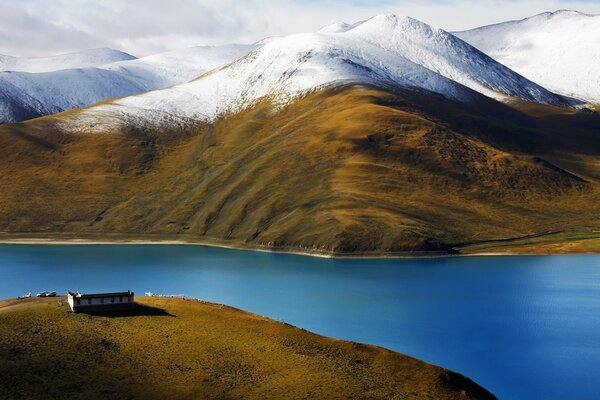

left=0, top=0, right=598, bottom=57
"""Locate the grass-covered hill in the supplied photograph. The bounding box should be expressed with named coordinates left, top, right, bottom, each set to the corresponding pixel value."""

left=0, top=85, right=598, bottom=256
left=0, top=296, right=496, bottom=400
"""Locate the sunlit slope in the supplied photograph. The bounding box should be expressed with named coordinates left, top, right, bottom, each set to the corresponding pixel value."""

left=0, top=85, right=598, bottom=255
left=0, top=297, right=496, bottom=399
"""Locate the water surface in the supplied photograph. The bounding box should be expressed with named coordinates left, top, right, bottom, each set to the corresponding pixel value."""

left=0, top=244, right=598, bottom=399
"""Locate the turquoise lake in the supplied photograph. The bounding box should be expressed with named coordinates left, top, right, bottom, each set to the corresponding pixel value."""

left=0, top=244, right=598, bottom=399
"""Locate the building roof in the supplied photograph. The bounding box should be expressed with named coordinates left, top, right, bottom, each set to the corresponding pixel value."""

left=68, top=291, right=134, bottom=299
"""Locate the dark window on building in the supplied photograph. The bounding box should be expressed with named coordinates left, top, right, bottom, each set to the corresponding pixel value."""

left=88, top=298, right=92, bottom=305
left=100, top=298, right=104, bottom=304
left=119, top=296, right=123, bottom=302
left=76, top=299, right=80, bottom=305
left=111, top=297, right=115, bottom=303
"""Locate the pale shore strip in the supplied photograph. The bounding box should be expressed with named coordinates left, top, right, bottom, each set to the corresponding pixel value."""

left=0, top=236, right=479, bottom=259
left=1, top=235, right=593, bottom=259
left=0, top=237, right=340, bottom=258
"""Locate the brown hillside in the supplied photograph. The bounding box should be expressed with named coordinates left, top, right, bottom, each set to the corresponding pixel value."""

left=0, top=297, right=496, bottom=400
left=0, top=85, right=598, bottom=255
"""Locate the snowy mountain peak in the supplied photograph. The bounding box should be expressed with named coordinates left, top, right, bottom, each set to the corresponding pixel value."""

left=0, top=44, right=255, bottom=124
left=537, top=9, right=593, bottom=18
left=321, top=14, right=436, bottom=37
left=61, top=13, right=573, bottom=133
left=343, top=13, right=452, bottom=45
left=352, top=13, right=427, bottom=31
left=455, top=10, right=600, bottom=103
left=318, top=21, right=356, bottom=33
left=332, top=14, right=569, bottom=105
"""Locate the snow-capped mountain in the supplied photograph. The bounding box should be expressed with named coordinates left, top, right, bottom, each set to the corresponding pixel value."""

left=66, top=14, right=571, bottom=132
left=102, top=44, right=256, bottom=90
left=0, top=44, right=255, bottom=124
left=0, top=48, right=136, bottom=73
left=454, top=10, right=600, bottom=104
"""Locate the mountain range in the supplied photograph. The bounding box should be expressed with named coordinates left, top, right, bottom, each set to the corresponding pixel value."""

left=0, top=45, right=255, bottom=124
left=0, top=11, right=598, bottom=256
left=0, top=48, right=136, bottom=73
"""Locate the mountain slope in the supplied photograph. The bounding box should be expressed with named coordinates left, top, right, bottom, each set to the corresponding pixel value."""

left=1, top=85, right=598, bottom=255
left=0, top=13, right=597, bottom=255
left=327, top=14, right=570, bottom=105
left=0, top=48, right=136, bottom=73
left=65, top=14, right=572, bottom=134
left=454, top=10, right=600, bottom=103
left=0, top=44, right=255, bottom=124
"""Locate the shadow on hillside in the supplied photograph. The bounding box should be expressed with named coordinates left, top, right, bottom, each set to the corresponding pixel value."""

left=78, top=303, right=175, bottom=318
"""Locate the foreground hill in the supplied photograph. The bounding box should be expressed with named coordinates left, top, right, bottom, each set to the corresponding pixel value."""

left=455, top=10, right=600, bottom=104
left=0, top=296, right=496, bottom=399
left=0, top=44, right=255, bottom=124
left=1, top=84, right=598, bottom=255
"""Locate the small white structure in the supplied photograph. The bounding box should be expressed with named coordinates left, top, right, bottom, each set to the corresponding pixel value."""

left=67, top=290, right=135, bottom=313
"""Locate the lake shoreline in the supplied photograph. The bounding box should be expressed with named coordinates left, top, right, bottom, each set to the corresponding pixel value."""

left=0, top=237, right=451, bottom=259
left=0, top=233, right=598, bottom=259
left=1, top=244, right=597, bottom=399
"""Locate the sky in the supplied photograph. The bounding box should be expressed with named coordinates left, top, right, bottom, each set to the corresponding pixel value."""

left=1, top=0, right=599, bottom=57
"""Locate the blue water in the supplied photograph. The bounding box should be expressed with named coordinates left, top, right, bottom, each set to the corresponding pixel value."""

left=0, top=245, right=598, bottom=399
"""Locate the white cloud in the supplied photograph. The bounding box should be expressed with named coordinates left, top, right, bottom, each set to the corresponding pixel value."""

left=0, top=0, right=599, bottom=57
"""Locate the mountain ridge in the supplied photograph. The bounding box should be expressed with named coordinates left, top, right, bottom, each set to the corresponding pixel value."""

left=0, top=44, right=256, bottom=124
left=0, top=12, right=598, bottom=255
left=454, top=10, right=600, bottom=103
left=0, top=48, right=136, bottom=73
left=59, top=13, right=574, bottom=135
left=1, top=84, right=597, bottom=255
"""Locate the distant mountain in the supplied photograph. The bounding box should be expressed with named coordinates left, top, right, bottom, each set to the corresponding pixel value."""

left=101, top=44, right=257, bottom=89
left=1, top=14, right=597, bottom=256
left=454, top=10, right=600, bottom=104
left=0, top=48, right=136, bottom=73
left=67, top=14, right=572, bottom=133
left=0, top=44, right=256, bottom=124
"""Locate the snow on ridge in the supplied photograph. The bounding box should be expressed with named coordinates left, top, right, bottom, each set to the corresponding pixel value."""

left=454, top=10, right=600, bottom=103
left=344, top=14, right=567, bottom=104
left=0, top=44, right=257, bottom=124
left=62, top=13, right=574, bottom=134
left=318, top=20, right=365, bottom=33
left=102, top=44, right=256, bottom=88
left=525, top=9, right=596, bottom=20
left=66, top=26, right=473, bottom=132
left=0, top=48, right=136, bottom=73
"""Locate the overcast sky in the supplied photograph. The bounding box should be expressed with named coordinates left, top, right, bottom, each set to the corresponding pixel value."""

left=1, top=0, right=599, bottom=57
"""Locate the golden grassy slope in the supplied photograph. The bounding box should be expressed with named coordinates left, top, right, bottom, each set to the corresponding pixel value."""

left=0, top=85, right=598, bottom=255
left=0, top=297, right=496, bottom=400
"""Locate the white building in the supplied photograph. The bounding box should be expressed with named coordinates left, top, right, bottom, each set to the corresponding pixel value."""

left=67, top=290, right=135, bottom=313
